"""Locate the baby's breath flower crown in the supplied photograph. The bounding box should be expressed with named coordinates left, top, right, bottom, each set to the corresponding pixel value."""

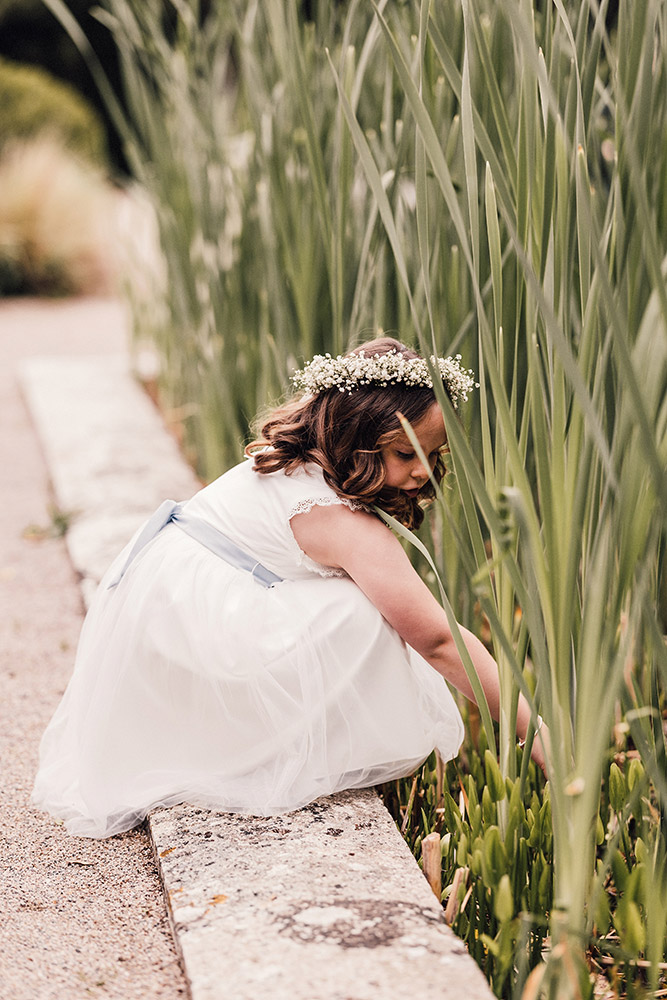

left=291, top=348, right=477, bottom=408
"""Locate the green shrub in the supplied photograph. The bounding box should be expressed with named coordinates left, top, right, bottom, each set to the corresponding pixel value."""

left=0, top=56, right=107, bottom=166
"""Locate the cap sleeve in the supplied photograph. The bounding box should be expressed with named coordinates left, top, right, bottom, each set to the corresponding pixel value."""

left=284, top=465, right=364, bottom=578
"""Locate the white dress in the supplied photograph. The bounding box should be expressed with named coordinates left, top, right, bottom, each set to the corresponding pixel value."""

left=32, top=459, right=463, bottom=838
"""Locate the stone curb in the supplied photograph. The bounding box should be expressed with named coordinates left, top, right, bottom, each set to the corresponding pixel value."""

left=21, top=353, right=493, bottom=1000
left=149, top=792, right=487, bottom=1000
left=20, top=354, right=201, bottom=608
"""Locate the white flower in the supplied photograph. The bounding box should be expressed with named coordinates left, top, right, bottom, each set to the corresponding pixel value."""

left=291, top=349, right=477, bottom=408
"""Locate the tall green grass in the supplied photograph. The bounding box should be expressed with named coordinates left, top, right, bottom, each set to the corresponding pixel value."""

left=337, top=0, right=667, bottom=993
left=42, top=0, right=428, bottom=474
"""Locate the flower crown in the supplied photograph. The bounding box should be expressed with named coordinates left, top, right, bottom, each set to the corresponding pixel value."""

left=291, top=348, right=476, bottom=408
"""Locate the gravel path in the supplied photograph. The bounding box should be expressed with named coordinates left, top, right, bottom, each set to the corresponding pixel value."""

left=0, top=298, right=187, bottom=1000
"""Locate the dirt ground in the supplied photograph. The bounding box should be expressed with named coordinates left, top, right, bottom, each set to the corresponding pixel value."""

left=0, top=298, right=187, bottom=999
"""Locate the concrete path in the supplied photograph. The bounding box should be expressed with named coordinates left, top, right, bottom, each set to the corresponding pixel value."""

left=1, top=296, right=493, bottom=1000
left=0, top=298, right=187, bottom=1000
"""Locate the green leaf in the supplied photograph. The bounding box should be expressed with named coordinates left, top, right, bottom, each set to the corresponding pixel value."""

left=593, top=888, right=610, bottom=934
left=482, top=825, right=508, bottom=888
left=494, top=873, right=515, bottom=923
left=457, top=831, right=469, bottom=867
left=611, top=849, right=630, bottom=894
left=504, top=779, right=525, bottom=850
left=484, top=749, right=506, bottom=803
left=626, top=757, right=645, bottom=794
left=482, top=785, right=496, bottom=827
left=608, top=762, right=627, bottom=814
left=614, top=899, right=645, bottom=956
left=595, top=814, right=605, bottom=847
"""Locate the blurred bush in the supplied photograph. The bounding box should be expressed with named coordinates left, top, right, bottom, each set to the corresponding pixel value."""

left=0, top=56, right=107, bottom=165
left=0, top=136, right=116, bottom=297
left=0, top=0, right=125, bottom=172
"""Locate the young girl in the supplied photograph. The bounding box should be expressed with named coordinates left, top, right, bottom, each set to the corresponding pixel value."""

left=33, top=337, right=545, bottom=839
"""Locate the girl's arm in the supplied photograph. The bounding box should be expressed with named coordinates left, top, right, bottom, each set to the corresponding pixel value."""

left=291, top=503, right=548, bottom=772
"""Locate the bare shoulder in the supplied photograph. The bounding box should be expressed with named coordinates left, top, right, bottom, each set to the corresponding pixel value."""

left=290, top=501, right=392, bottom=571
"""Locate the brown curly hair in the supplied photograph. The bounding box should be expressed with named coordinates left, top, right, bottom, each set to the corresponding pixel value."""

left=246, top=337, right=450, bottom=529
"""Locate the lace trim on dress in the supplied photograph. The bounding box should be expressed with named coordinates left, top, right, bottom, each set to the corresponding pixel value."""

left=287, top=495, right=363, bottom=578
left=287, top=495, right=362, bottom=519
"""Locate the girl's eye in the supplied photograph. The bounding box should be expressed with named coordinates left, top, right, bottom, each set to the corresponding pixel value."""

left=396, top=451, right=414, bottom=460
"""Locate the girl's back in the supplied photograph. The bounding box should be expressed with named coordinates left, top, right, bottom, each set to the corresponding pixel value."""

left=186, top=457, right=360, bottom=581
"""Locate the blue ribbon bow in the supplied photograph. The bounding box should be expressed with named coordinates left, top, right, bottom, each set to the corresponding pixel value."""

left=107, top=499, right=283, bottom=590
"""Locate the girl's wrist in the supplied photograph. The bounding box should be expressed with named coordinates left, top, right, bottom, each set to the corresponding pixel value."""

left=518, top=714, right=544, bottom=747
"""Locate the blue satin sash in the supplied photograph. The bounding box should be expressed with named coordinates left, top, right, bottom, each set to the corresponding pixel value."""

left=107, top=500, right=283, bottom=590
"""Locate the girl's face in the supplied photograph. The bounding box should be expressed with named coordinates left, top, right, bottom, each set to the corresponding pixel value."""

left=380, top=402, right=447, bottom=497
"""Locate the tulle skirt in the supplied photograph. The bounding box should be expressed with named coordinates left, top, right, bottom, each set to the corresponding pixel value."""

left=32, top=525, right=464, bottom=838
